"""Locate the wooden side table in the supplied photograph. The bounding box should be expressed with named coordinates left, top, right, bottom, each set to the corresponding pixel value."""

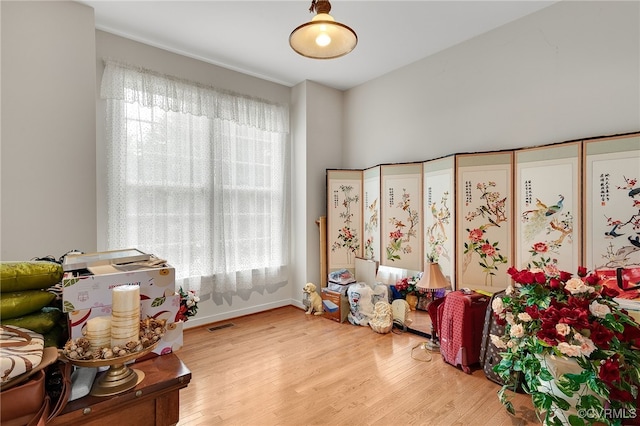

left=49, top=353, right=191, bottom=426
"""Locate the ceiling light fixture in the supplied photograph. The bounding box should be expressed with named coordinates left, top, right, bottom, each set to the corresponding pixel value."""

left=289, top=0, right=357, bottom=60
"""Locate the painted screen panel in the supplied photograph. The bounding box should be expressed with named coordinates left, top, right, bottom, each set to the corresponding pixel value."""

left=515, top=143, right=581, bottom=272
left=585, top=134, right=640, bottom=269
left=363, top=166, right=381, bottom=262
left=456, top=152, right=512, bottom=289
left=381, top=163, right=423, bottom=271
left=423, top=156, right=455, bottom=289
left=327, top=170, right=363, bottom=272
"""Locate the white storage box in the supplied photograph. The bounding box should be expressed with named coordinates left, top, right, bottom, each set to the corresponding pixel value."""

left=61, top=250, right=182, bottom=355
left=61, top=264, right=175, bottom=313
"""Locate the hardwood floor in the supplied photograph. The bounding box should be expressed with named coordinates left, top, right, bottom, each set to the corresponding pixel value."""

left=175, top=306, right=539, bottom=425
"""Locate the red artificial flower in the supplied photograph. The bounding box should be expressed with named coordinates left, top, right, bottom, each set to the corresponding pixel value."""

left=534, top=272, right=547, bottom=284
left=567, top=296, right=590, bottom=310
left=601, top=285, right=620, bottom=298
left=590, top=321, right=614, bottom=349
left=395, top=278, right=409, bottom=292
left=622, top=322, right=640, bottom=345
left=525, top=305, right=540, bottom=319
left=577, top=266, right=588, bottom=277
left=549, top=278, right=562, bottom=290
left=559, top=270, right=573, bottom=282
left=599, top=356, right=621, bottom=383
left=585, top=272, right=599, bottom=286
left=537, top=324, right=560, bottom=346
left=517, top=270, right=536, bottom=285
left=558, top=306, right=590, bottom=330
left=537, top=306, right=563, bottom=345
left=609, top=387, right=635, bottom=403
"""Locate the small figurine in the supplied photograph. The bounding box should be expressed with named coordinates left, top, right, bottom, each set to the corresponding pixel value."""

left=302, top=282, right=323, bottom=315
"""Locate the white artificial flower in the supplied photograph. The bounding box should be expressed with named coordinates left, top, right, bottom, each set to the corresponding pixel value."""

left=505, top=285, right=514, bottom=296
left=518, top=312, right=532, bottom=322
left=509, top=323, right=525, bottom=338
left=557, top=342, right=582, bottom=357
left=556, top=323, right=571, bottom=336
left=490, top=334, right=507, bottom=349
left=574, top=333, right=597, bottom=357
left=589, top=300, right=611, bottom=318
left=492, top=297, right=504, bottom=315
left=564, top=277, right=589, bottom=294
left=505, top=312, right=515, bottom=325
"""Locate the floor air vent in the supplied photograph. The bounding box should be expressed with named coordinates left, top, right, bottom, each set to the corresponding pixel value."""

left=208, top=323, right=235, bottom=332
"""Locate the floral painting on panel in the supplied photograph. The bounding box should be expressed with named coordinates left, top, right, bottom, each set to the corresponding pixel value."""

left=457, top=157, right=512, bottom=289
left=363, top=167, right=380, bottom=262
left=515, top=146, right=580, bottom=273
left=585, top=136, right=640, bottom=269
left=327, top=171, right=363, bottom=271
left=381, top=164, right=422, bottom=271
left=424, top=157, right=455, bottom=289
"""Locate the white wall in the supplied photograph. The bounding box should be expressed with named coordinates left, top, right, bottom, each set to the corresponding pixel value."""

left=290, top=81, right=344, bottom=310
left=343, top=1, right=640, bottom=169
left=1, top=1, right=97, bottom=260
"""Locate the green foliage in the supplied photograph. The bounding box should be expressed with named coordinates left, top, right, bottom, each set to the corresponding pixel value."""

left=491, top=264, right=640, bottom=425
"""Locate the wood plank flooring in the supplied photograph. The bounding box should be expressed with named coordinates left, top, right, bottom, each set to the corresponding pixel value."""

left=175, top=306, right=539, bottom=425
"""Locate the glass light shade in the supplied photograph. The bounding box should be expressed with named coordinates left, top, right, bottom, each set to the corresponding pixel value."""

left=416, top=261, right=449, bottom=290
left=289, top=13, right=357, bottom=59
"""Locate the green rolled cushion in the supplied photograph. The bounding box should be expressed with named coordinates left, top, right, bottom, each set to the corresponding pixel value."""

left=1, top=307, right=63, bottom=334
left=0, top=290, right=56, bottom=320
left=0, top=261, right=63, bottom=293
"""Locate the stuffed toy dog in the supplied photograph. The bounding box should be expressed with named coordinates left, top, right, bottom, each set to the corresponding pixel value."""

left=303, top=282, right=323, bottom=315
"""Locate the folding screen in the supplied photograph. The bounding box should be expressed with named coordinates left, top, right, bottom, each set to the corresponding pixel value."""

left=423, top=155, right=455, bottom=289
left=380, top=163, right=423, bottom=271
left=456, top=152, right=513, bottom=289
left=584, top=133, right=640, bottom=269
left=326, top=131, right=638, bottom=289
left=515, top=143, right=581, bottom=272
left=363, top=166, right=381, bottom=262
left=326, top=169, right=363, bottom=273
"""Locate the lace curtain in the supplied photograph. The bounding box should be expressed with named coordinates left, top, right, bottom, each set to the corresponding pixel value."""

left=101, top=60, right=290, bottom=298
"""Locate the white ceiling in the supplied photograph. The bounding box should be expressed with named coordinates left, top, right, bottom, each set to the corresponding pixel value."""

left=79, top=0, right=558, bottom=91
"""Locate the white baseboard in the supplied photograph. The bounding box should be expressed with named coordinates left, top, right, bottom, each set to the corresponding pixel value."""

left=182, top=298, right=304, bottom=330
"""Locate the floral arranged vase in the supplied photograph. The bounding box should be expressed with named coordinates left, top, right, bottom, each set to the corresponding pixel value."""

left=535, top=354, right=604, bottom=425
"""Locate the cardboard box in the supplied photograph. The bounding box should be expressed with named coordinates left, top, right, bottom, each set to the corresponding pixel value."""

left=67, top=292, right=184, bottom=355
left=326, top=282, right=352, bottom=296
left=61, top=264, right=175, bottom=313
left=322, top=288, right=349, bottom=323
left=61, top=250, right=182, bottom=355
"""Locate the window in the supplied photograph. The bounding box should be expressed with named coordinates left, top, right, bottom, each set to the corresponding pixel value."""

left=101, top=61, right=290, bottom=296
